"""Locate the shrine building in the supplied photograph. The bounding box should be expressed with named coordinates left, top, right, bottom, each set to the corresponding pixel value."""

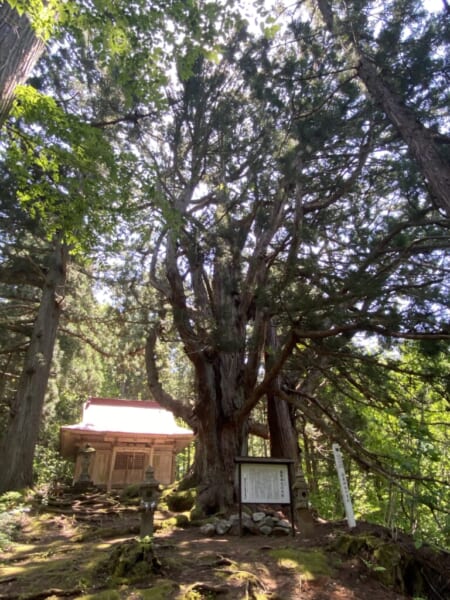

left=60, top=397, right=194, bottom=489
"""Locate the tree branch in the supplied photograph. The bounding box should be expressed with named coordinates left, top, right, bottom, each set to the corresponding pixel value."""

left=145, top=323, right=196, bottom=428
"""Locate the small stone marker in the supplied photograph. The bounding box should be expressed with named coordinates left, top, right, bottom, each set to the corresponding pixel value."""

left=139, top=465, right=160, bottom=538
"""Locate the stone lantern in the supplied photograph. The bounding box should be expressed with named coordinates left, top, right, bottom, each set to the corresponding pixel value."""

left=74, top=443, right=96, bottom=491
left=139, top=465, right=160, bottom=538
left=293, top=465, right=309, bottom=510
left=293, top=465, right=315, bottom=534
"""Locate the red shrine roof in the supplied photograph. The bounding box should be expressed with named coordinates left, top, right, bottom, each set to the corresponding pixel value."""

left=61, top=397, right=193, bottom=436
left=60, top=397, right=194, bottom=457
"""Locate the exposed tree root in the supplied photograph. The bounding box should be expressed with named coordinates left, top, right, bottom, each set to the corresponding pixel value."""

left=0, top=587, right=84, bottom=600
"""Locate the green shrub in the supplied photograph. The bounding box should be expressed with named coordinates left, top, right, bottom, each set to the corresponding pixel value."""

left=0, top=490, right=25, bottom=511
left=0, top=512, right=20, bottom=550
left=33, top=444, right=73, bottom=490
left=174, top=513, right=190, bottom=528
left=120, top=484, right=141, bottom=502
left=0, top=490, right=28, bottom=550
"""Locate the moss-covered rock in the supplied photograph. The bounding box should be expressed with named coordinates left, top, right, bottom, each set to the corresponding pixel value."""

left=174, top=513, right=190, bottom=528
left=189, top=504, right=205, bottom=523
left=331, top=531, right=447, bottom=598
left=166, top=490, right=196, bottom=512
left=331, top=532, right=371, bottom=556
left=158, top=513, right=190, bottom=530
left=97, top=537, right=162, bottom=584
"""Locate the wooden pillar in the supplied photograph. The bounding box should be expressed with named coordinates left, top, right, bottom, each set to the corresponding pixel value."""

left=107, top=446, right=117, bottom=492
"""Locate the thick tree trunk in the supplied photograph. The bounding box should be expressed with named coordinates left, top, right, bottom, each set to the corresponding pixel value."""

left=0, top=3, right=46, bottom=127
left=146, top=320, right=250, bottom=514
left=0, top=238, right=68, bottom=493
left=155, top=228, right=255, bottom=513
left=193, top=404, right=247, bottom=514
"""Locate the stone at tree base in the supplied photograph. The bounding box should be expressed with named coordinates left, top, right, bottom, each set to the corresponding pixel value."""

left=259, top=525, right=273, bottom=536
left=216, top=519, right=231, bottom=535
left=230, top=513, right=259, bottom=535
left=244, top=518, right=259, bottom=534
left=261, top=516, right=275, bottom=528
left=200, top=523, right=216, bottom=536
left=229, top=522, right=240, bottom=536
left=273, top=511, right=285, bottom=520
left=198, top=509, right=296, bottom=537
left=252, top=512, right=266, bottom=522
left=277, top=519, right=291, bottom=529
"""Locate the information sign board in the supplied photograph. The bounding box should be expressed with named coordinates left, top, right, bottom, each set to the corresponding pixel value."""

left=235, top=457, right=295, bottom=536
left=240, top=462, right=290, bottom=503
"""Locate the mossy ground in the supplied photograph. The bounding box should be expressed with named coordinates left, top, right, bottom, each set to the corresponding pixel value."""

left=268, top=547, right=336, bottom=580
left=1, top=493, right=448, bottom=600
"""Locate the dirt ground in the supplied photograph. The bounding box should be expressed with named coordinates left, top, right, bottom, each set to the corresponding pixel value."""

left=153, top=524, right=410, bottom=600
left=0, top=492, right=448, bottom=600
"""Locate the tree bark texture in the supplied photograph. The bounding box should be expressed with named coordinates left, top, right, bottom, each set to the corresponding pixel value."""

left=146, top=325, right=251, bottom=512
left=193, top=380, right=248, bottom=513
left=0, top=2, right=45, bottom=127
left=0, top=238, right=68, bottom=493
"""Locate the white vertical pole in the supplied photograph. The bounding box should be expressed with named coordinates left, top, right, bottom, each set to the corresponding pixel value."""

left=332, top=443, right=356, bottom=529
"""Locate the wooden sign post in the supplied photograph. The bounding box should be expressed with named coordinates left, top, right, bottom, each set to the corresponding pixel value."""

left=332, top=444, right=356, bottom=529
left=235, top=457, right=296, bottom=536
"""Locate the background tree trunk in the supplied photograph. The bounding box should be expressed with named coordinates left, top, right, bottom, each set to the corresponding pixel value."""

left=316, top=0, right=450, bottom=218
left=356, top=56, right=450, bottom=218
left=0, top=3, right=46, bottom=127
left=0, top=238, right=68, bottom=493
left=265, top=321, right=300, bottom=462
left=268, top=396, right=299, bottom=460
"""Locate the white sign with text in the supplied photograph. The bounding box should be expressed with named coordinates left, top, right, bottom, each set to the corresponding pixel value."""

left=332, top=443, right=356, bottom=528
left=240, top=462, right=290, bottom=503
